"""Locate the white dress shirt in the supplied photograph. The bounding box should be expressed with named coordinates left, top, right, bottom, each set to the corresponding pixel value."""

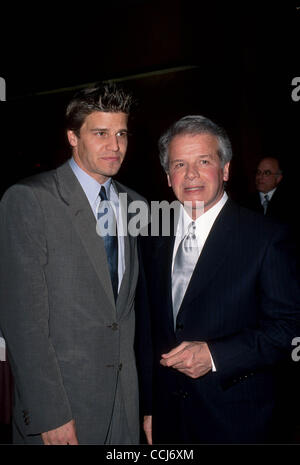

left=69, top=158, right=125, bottom=291
left=172, top=192, right=228, bottom=372
left=172, top=192, right=228, bottom=271
left=259, top=187, right=277, bottom=205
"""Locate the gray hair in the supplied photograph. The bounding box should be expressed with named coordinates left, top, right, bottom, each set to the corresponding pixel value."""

left=158, top=115, right=233, bottom=173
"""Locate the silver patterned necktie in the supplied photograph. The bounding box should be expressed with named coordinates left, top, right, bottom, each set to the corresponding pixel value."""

left=262, top=194, right=269, bottom=215
left=172, top=221, right=200, bottom=328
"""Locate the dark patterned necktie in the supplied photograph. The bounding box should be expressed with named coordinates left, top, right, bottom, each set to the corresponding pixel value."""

left=263, top=194, right=269, bottom=215
left=98, top=186, right=118, bottom=301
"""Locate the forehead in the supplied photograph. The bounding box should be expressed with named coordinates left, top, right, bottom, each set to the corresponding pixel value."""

left=258, top=158, right=279, bottom=171
left=82, top=111, right=128, bottom=129
left=169, top=132, right=219, bottom=158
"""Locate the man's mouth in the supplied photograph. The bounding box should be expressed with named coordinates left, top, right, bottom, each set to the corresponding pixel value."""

left=102, top=156, right=120, bottom=161
left=184, top=186, right=204, bottom=192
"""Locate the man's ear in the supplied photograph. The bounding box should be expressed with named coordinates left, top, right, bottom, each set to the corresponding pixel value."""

left=223, top=162, right=230, bottom=182
left=276, top=173, right=283, bottom=186
left=67, top=130, right=78, bottom=148
left=167, top=172, right=171, bottom=187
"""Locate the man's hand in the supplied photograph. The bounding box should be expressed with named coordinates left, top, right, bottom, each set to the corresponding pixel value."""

left=143, top=415, right=152, bottom=445
left=41, top=419, right=78, bottom=445
left=160, top=341, right=212, bottom=378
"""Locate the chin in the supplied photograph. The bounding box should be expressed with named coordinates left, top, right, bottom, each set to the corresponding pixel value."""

left=182, top=195, right=203, bottom=201
left=104, top=166, right=121, bottom=177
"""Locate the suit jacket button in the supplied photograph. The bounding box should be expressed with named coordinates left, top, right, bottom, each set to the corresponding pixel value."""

left=119, top=363, right=123, bottom=371
left=176, top=323, right=184, bottom=330
left=111, top=323, right=118, bottom=331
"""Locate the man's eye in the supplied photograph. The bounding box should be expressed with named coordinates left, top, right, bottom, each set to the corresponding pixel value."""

left=200, top=159, right=209, bottom=165
left=96, top=131, right=107, bottom=137
left=175, top=162, right=184, bottom=169
left=117, top=131, right=128, bottom=138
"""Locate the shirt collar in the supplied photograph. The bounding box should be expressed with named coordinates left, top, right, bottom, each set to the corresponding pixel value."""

left=180, top=192, right=228, bottom=236
left=259, top=187, right=276, bottom=202
left=69, top=157, right=112, bottom=205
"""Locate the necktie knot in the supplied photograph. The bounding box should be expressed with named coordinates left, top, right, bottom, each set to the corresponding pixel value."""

left=184, top=221, right=198, bottom=251
left=98, top=186, right=116, bottom=235
left=99, top=185, right=108, bottom=201
left=187, top=221, right=196, bottom=239
left=263, top=194, right=269, bottom=215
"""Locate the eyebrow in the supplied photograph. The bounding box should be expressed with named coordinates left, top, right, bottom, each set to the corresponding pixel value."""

left=90, top=128, right=128, bottom=132
left=170, top=154, right=213, bottom=163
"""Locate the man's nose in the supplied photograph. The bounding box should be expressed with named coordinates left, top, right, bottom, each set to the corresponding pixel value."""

left=185, top=165, right=200, bottom=180
left=106, top=135, right=119, bottom=151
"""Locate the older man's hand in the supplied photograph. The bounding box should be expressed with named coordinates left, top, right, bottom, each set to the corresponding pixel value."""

left=160, top=341, right=212, bottom=378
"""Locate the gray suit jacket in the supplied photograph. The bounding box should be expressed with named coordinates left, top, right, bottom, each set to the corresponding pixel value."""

left=0, top=161, right=143, bottom=444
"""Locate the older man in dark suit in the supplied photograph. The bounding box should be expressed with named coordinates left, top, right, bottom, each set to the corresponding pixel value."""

left=135, top=115, right=300, bottom=444
left=243, top=157, right=288, bottom=219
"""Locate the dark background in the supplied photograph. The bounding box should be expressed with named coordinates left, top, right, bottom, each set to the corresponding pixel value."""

left=0, top=0, right=300, bottom=445
left=1, top=1, right=300, bottom=203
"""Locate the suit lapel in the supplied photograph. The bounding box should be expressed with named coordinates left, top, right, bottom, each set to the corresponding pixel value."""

left=112, top=180, right=133, bottom=314
left=177, top=199, right=236, bottom=316
left=56, top=162, right=116, bottom=312
left=156, top=226, right=177, bottom=331
left=255, top=193, right=264, bottom=214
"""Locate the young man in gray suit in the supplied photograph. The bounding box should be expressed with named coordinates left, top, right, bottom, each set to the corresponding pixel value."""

left=0, top=84, right=144, bottom=444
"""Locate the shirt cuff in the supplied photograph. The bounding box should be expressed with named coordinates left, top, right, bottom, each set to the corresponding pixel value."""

left=210, top=353, right=216, bottom=372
